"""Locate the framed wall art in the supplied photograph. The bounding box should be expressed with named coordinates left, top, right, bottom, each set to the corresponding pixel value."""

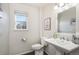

left=44, top=17, right=51, bottom=30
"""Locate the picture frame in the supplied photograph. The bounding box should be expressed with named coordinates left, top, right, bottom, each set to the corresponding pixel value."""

left=44, top=17, right=51, bottom=30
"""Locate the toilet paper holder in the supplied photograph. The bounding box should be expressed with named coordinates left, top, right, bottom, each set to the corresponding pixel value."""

left=21, top=38, right=26, bottom=42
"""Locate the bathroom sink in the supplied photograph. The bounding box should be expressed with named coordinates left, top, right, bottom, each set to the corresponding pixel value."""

left=44, top=38, right=79, bottom=54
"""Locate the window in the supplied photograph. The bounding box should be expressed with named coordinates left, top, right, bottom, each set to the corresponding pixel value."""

left=15, top=11, right=28, bottom=30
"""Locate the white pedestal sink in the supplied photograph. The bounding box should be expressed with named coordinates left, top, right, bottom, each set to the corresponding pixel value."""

left=43, top=38, right=79, bottom=55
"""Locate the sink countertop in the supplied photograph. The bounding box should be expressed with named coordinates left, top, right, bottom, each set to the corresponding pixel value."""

left=44, top=38, right=79, bottom=53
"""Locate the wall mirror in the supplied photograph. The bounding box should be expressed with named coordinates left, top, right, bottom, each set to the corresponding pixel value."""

left=57, top=6, right=76, bottom=33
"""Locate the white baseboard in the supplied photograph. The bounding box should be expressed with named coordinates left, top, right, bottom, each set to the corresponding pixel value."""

left=16, top=50, right=34, bottom=55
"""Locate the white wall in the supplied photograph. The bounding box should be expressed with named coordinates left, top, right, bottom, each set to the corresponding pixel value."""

left=40, top=4, right=58, bottom=55
left=9, top=4, right=40, bottom=54
left=0, top=3, right=9, bottom=55
left=76, top=4, right=79, bottom=33
left=40, top=4, right=57, bottom=38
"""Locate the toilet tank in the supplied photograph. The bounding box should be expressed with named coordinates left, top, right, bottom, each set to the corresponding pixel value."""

left=41, top=37, right=47, bottom=46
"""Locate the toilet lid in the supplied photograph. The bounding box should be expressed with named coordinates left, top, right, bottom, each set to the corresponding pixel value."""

left=32, top=44, right=43, bottom=50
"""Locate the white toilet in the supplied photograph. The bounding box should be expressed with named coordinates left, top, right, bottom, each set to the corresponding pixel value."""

left=32, top=44, right=44, bottom=55
left=32, top=37, right=47, bottom=55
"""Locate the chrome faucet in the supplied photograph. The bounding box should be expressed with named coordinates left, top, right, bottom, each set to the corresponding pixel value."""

left=72, top=35, right=77, bottom=40
left=72, top=35, right=78, bottom=44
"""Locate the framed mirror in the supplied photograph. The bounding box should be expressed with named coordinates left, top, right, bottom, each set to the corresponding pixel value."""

left=57, top=7, right=76, bottom=33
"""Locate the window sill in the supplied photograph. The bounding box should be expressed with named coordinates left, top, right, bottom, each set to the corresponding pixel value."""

left=14, top=29, right=28, bottom=31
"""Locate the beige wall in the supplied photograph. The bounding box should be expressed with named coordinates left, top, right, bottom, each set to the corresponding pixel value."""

left=9, top=4, right=40, bottom=54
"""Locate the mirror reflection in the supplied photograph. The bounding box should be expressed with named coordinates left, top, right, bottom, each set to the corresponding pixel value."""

left=58, top=7, right=76, bottom=33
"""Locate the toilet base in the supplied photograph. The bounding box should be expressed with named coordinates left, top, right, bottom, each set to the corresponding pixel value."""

left=35, top=48, right=44, bottom=55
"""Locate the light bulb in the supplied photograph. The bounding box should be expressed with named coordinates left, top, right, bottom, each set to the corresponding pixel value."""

left=58, top=3, right=65, bottom=7
left=54, top=6, right=58, bottom=9
left=64, top=6, right=69, bottom=10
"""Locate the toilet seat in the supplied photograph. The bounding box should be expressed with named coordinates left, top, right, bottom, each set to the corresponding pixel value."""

left=32, top=44, right=43, bottom=50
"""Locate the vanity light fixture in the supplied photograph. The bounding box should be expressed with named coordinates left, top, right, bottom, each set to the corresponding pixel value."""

left=58, top=3, right=65, bottom=8
left=54, top=3, right=69, bottom=12
left=54, top=3, right=66, bottom=9
left=54, top=3, right=77, bottom=13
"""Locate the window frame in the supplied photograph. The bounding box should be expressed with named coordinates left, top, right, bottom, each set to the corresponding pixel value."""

left=14, top=11, right=28, bottom=30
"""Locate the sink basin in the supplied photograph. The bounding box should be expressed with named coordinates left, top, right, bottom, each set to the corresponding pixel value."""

left=44, top=38, right=79, bottom=54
